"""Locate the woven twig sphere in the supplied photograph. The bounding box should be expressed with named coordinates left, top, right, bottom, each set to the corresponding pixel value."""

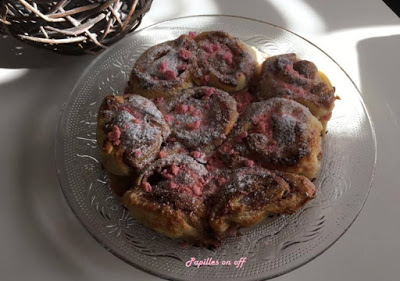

left=0, top=0, right=153, bottom=55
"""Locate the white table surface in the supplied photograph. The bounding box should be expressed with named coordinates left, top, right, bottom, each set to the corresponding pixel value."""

left=1, top=0, right=400, bottom=280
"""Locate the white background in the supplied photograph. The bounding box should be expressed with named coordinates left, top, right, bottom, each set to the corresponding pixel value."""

left=1, top=0, right=400, bottom=280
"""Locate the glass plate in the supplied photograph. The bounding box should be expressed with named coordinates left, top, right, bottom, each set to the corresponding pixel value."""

left=56, top=15, right=376, bottom=281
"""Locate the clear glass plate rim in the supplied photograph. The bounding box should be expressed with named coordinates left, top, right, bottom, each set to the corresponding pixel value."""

left=55, top=15, right=377, bottom=281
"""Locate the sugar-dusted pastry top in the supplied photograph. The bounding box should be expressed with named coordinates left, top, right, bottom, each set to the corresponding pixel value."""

left=97, top=94, right=170, bottom=176
left=257, top=53, right=336, bottom=132
left=97, top=31, right=337, bottom=248
left=218, top=98, right=323, bottom=180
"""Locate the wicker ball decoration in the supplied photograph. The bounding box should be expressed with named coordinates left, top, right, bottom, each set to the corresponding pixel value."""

left=0, top=0, right=153, bottom=55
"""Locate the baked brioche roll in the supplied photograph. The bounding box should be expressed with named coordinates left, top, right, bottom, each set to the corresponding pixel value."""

left=192, top=31, right=259, bottom=93
left=97, top=95, right=170, bottom=176
left=158, top=86, right=238, bottom=153
left=121, top=154, right=218, bottom=247
left=125, top=34, right=197, bottom=99
left=257, top=53, right=336, bottom=132
left=208, top=167, right=316, bottom=235
left=219, top=98, right=323, bottom=180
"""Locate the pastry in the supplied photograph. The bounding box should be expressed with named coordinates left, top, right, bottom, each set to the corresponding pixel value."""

left=121, top=154, right=219, bottom=247
left=159, top=86, right=238, bottom=153
left=192, top=31, right=260, bottom=93
left=208, top=167, right=316, bottom=236
left=257, top=53, right=336, bottom=132
left=97, top=94, right=170, bottom=176
left=125, top=34, right=198, bottom=99
left=218, top=98, right=323, bottom=180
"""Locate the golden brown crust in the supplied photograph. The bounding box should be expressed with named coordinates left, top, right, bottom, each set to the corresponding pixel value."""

left=257, top=53, right=336, bottom=132
left=208, top=167, right=316, bottom=235
left=192, top=31, right=259, bottom=93
left=107, top=172, right=138, bottom=197
left=97, top=94, right=170, bottom=176
left=121, top=154, right=219, bottom=247
left=218, top=98, right=323, bottom=179
left=125, top=35, right=197, bottom=99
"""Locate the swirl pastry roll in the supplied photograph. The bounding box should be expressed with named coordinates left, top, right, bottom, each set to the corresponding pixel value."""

left=161, top=87, right=238, bottom=153
left=257, top=53, right=336, bottom=132
left=219, top=98, right=323, bottom=180
left=192, top=31, right=259, bottom=93
left=208, top=167, right=316, bottom=235
left=97, top=95, right=170, bottom=176
left=126, top=35, right=197, bottom=99
left=121, top=154, right=218, bottom=247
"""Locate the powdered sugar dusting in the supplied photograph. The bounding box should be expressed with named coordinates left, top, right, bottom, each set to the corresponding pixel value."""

left=165, top=87, right=238, bottom=152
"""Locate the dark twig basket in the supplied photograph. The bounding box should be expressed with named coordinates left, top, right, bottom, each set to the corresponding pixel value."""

left=0, top=0, right=153, bottom=55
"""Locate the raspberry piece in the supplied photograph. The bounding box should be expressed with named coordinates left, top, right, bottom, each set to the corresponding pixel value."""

left=191, top=151, right=202, bottom=158
left=177, top=64, right=187, bottom=71
left=191, top=109, right=201, bottom=117
left=143, top=182, right=152, bottom=192
left=202, top=43, right=213, bottom=53
left=178, top=49, right=192, bottom=60
left=169, top=182, right=178, bottom=190
left=203, top=88, right=215, bottom=97
left=174, top=104, right=189, bottom=114
left=164, top=114, right=173, bottom=123
left=171, top=164, right=180, bottom=175
left=244, top=159, right=255, bottom=167
left=212, top=43, right=221, bottom=52
left=185, top=120, right=201, bottom=130
left=158, top=61, right=168, bottom=73
left=237, top=131, right=248, bottom=142
left=217, top=177, right=227, bottom=186
left=134, top=149, right=141, bottom=157
left=165, top=69, right=177, bottom=80
left=193, top=185, right=202, bottom=196
left=107, top=125, right=121, bottom=145
left=223, top=51, right=233, bottom=65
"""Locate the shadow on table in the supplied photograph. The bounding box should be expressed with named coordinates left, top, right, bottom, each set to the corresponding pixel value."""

left=357, top=34, right=400, bottom=173
left=8, top=55, right=154, bottom=280
left=303, top=0, right=399, bottom=32
left=0, top=35, right=93, bottom=69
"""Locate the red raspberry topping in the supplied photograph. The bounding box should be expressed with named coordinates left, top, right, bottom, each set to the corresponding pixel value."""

left=223, top=51, right=233, bottom=65
left=237, top=131, right=248, bottom=142
left=165, top=69, right=177, bottom=80
left=171, top=164, right=180, bottom=175
left=164, top=114, right=173, bottom=123
left=244, top=159, right=255, bottom=167
left=143, top=182, right=152, bottom=192
left=169, top=182, right=178, bottom=189
left=107, top=125, right=121, bottom=145
left=158, top=61, right=168, bottom=73
left=202, top=43, right=213, bottom=53
left=174, top=104, right=189, bottom=114
left=203, top=88, right=215, bottom=97
left=191, top=151, right=202, bottom=158
left=177, top=64, right=187, bottom=71
left=178, top=49, right=192, bottom=60
left=134, top=149, right=141, bottom=157
left=185, top=120, right=201, bottom=130
left=217, top=177, right=227, bottom=186
left=193, top=185, right=202, bottom=196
